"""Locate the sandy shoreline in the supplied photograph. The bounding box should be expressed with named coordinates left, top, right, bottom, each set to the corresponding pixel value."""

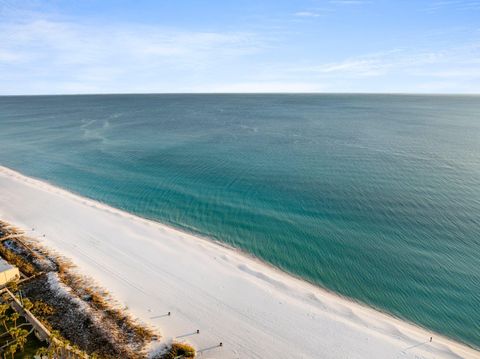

left=0, top=165, right=478, bottom=359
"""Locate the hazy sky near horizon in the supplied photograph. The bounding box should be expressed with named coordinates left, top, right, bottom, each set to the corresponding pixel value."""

left=1, top=0, right=480, bottom=94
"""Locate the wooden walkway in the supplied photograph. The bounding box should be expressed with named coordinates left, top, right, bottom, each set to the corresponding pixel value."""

left=0, top=233, right=26, bottom=242
left=0, top=225, right=89, bottom=358
left=1, top=288, right=89, bottom=358
left=2, top=287, right=51, bottom=341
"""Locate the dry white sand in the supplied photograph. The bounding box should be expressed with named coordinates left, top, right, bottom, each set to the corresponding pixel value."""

left=0, top=166, right=478, bottom=359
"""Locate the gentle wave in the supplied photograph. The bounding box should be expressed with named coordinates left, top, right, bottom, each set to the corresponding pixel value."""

left=0, top=94, right=479, bottom=348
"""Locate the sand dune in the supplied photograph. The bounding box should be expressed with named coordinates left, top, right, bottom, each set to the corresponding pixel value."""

left=0, top=165, right=478, bottom=359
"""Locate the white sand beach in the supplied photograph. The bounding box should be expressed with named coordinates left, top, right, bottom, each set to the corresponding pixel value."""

left=0, top=165, right=478, bottom=359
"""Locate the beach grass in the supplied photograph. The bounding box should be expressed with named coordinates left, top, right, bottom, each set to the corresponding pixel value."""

left=160, top=342, right=196, bottom=359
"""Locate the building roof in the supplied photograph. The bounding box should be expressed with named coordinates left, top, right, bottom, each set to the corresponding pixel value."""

left=0, top=257, right=15, bottom=272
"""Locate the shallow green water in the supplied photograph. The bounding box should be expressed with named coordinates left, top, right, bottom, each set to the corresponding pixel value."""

left=0, top=94, right=479, bottom=347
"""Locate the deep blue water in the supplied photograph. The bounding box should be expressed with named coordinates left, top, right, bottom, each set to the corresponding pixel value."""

left=0, top=94, right=479, bottom=348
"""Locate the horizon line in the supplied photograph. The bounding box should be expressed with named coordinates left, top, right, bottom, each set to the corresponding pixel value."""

left=1, top=92, right=480, bottom=97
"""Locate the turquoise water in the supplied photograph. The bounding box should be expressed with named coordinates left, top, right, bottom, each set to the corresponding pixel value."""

left=0, top=94, right=479, bottom=348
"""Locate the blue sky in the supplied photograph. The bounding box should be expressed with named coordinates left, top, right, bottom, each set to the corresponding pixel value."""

left=1, top=0, right=479, bottom=94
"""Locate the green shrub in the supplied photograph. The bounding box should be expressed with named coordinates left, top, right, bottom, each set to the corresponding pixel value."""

left=162, top=342, right=196, bottom=359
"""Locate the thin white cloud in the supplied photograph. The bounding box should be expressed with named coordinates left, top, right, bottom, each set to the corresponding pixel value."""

left=289, top=49, right=453, bottom=78
left=0, top=18, right=265, bottom=94
left=329, top=0, right=372, bottom=5
left=426, top=0, right=480, bottom=11
left=0, top=49, right=21, bottom=62
left=0, top=19, right=260, bottom=64
left=274, top=46, right=480, bottom=93
left=294, top=11, right=321, bottom=17
left=1, top=3, right=479, bottom=94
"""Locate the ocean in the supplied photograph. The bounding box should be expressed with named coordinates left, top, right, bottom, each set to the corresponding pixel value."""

left=0, top=94, right=479, bottom=348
